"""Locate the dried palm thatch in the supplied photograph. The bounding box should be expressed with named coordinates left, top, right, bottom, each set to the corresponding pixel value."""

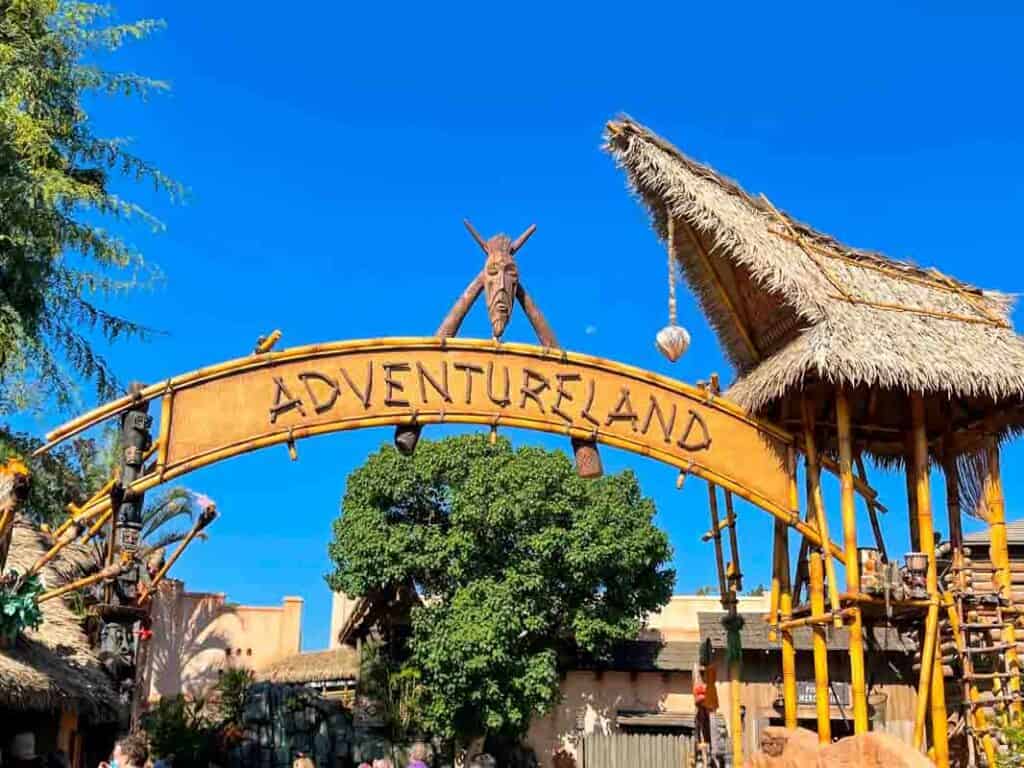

left=257, top=647, right=359, bottom=685
left=605, top=116, right=1024, bottom=514
left=0, top=518, right=118, bottom=718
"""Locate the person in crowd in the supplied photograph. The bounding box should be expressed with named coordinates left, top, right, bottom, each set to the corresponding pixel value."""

left=292, top=755, right=314, bottom=768
left=408, top=743, right=431, bottom=768
left=9, top=733, right=41, bottom=768
left=103, top=735, right=148, bottom=768
left=467, top=755, right=496, bottom=768
left=371, top=760, right=392, bottom=768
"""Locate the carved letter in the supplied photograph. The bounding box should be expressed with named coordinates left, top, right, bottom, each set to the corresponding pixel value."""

left=552, top=373, right=581, bottom=424
left=383, top=363, right=411, bottom=407
left=269, top=377, right=306, bottom=424
left=605, top=388, right=639, bottom=431
left=486, top=362, right=511, bottom=407
left=640, top=396, right=677, bottom=443
left=580, top=379, right=600, bottom=426
left=340, top=362, right=373, bottom=409
left=417, top=362, right=452, bottom=404
left=298, top=372, right=340, bottom=414
left=677, top=409, right=712, bottom=451
left=454, top=363, right=484, bottom=405
left=519, top=368, right=550, bottom=413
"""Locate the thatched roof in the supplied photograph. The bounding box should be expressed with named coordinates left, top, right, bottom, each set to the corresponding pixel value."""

left=697, top=612, right=908, bottom=654
left=257, top=647, right=359, bottom=685
left=605, top=117, right=1024, bottom=462
left=0, top=519, right=118, bottom=719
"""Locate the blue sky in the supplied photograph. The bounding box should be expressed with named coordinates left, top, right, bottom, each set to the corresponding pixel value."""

left=26, top=2, right=1024, bottom=649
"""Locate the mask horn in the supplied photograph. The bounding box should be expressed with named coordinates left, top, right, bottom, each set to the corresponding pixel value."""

left=463, top=219, right=488, bottom=253
left=511, top=224, right=537, bottom=254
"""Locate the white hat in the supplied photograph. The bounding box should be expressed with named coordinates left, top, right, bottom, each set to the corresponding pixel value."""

left=10, top=733, right=37, bottom=761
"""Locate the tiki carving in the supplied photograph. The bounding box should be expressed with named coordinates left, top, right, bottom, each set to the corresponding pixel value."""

left=395, top=220, right=603, bottom=476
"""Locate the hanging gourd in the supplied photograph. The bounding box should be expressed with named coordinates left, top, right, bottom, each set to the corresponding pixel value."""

left=655, top=216, right=691, bottom=362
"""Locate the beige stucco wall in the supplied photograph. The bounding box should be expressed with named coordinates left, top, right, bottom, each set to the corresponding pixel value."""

left=141, top=579, right=303, bottom=701
left=526, top=669, right=693, bottom=764
left=329, top=591, right=362, bottom=649
left=642, top=594, right=770, bottom=641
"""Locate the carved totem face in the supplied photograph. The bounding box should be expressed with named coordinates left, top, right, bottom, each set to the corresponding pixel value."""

left=483, top=234, right=519, bottom=338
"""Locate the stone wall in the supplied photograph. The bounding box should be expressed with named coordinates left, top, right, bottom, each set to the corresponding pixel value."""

left=229, top=682, right=353, bottom=768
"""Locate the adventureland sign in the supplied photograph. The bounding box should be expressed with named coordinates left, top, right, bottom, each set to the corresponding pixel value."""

left=162, top=339, right=791, bottom=514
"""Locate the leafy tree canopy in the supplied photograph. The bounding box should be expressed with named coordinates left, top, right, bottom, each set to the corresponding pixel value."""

left=327, top=434, right=675, bottom=743
left=0, top=0, right=181, bottom=412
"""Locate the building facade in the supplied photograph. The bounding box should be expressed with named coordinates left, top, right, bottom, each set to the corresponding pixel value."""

left=140, top=579, right=303, bottom=701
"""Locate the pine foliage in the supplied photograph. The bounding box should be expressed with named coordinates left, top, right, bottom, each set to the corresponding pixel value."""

left=0, top=0, right=181, bottom=411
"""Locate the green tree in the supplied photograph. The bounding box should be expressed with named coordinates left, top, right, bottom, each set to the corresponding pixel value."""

left=0, top=1, right=181, bottom=412
left=327, top=435, right=675, bottom=745
left=746, top=583, right=766, bottom=597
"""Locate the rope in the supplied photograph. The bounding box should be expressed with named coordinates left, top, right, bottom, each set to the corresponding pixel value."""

left=722, top=612, right=745, bottom=665
left=667, top=216, right=678, bottom=325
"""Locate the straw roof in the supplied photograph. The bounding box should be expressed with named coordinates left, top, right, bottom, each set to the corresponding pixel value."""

left=0, top=519, right=118, bottom=718
left=604, top=117, right=1024, bottom=463
left=257, top=647, right=359, bottom=685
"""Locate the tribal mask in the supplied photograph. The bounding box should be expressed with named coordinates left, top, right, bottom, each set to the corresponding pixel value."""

left=464, top=220, right=536, bottom=339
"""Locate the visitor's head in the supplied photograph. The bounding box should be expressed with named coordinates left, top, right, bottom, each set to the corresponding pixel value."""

left=113, top=736, right=148, bottom=768
left=468, top=754, right=497, bottom=768
left=371, top=760, right=392, bottom=768
left=409, top=742, right=431, bottom=763
left=292, top=756, right=314, bottom=768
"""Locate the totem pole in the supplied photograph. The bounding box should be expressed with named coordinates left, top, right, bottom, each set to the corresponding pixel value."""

left=394, top=220, right=602, bottom=476
left=98, top=383, right=152, bottom=713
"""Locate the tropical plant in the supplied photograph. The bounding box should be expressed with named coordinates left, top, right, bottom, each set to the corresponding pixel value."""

left=0, top=571, right=44, bottom=642
left=213, top=666, right=253, bottom=727
left=999, top=724, right=1024, bottom=767
left=140, top=694, right=218, bottom=768
left=0, top=0, right=182, bottom=413
left=327, top=434, right=675, bottom=746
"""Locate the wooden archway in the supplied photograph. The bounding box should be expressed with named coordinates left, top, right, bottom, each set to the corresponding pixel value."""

left=39, top=337, right=840, bottom=557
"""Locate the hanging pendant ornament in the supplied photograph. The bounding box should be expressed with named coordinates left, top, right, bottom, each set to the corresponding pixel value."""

left=656, top=216, right=691, bottom=362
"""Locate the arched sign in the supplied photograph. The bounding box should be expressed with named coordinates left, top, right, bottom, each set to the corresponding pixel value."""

left=40, top=338, right=838, bottom=556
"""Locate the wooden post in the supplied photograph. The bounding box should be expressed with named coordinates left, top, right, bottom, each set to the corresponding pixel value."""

left=779, top=446, right=798, bottom=729
left=809, top=551, right=831, bottom=743
left=905, top=434, right=920, bottom=554
left=707, top=483, right=729, bottom=600
left=836, top=389, right=869, bottom=733
left=801, top=397, right=841, bottom=625
left=913, top=596, right=939, bottom=751
left=910, top=393, right=950, bottom=767
left=984, top=437, right=1022, bottom=719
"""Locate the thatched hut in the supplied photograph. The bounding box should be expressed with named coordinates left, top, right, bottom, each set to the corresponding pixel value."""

left=605, top=116, right=1024, bottom=766
left=605, top=117, right=1024, bottom=491
left=1, top=519, right=118, bottom=767
left=258, top=647, right=360, bottom=701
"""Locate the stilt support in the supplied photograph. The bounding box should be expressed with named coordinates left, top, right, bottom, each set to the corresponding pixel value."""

left=809, top=551, right=831, bottom=743
left=910, top=393, right=950, bottom=767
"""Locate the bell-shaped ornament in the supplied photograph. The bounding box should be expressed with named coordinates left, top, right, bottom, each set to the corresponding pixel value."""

left=655, top=324, right=690, bottom=362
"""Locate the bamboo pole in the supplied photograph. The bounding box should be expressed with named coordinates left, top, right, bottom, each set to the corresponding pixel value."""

left=984, top=436, right=1022, bottom=720
left=778, top=608, right=858, bottom=630
left=724, top=491, right=742, bottom=592
left=39, top=561, right=125, bottom=603
left=809, top=552, right=831, bottom=743
left=913, top=597, right=939, bottom=751
left=138, top=506, right=217, bottom=604
left=911, top=393, right=950, bottom=767
left=779, top=445, right=798, bottom=729
left=769, top=522, right=781, bottom=643
left=730, top=654, right=743, bottom=765
left=707, top=483, right=729, bottom=600
left=801, top=397, right=841, bottom=624
left=905, top=434, right=921, bottom=552
left=836, top=389, right=869, bottom=733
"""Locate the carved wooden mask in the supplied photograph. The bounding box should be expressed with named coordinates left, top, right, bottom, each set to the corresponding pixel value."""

left=483, top=235, right=519, bottom=338
left=464, top=220, right=536, bottom=339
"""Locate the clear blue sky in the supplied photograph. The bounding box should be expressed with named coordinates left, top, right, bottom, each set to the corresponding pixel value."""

left=29, top=2, right=1024, bottom=649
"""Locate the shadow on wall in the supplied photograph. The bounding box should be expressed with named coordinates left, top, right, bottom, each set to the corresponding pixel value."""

left=141, top=583, right=236, bottom=700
